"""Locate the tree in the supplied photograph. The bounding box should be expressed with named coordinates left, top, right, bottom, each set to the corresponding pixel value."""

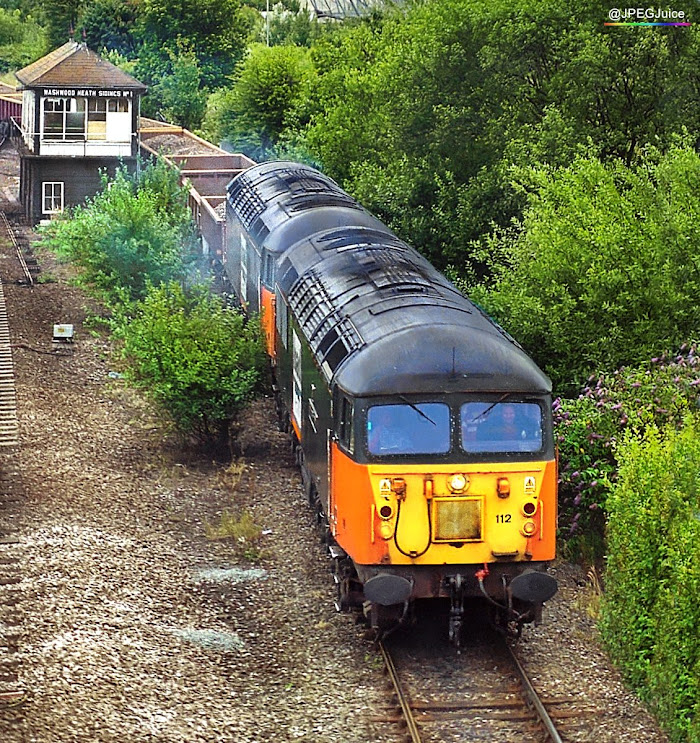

left=145, top=43, right=208, bottom=130
left=0, top=6, right=47, bottom=70
left=138, top=0, right=249, bottom=88
left=290, top=0, right=700, bottom=272
left=42, top=161, right=197, bottom=306
left=469, top=146, right=700, bottom=392
left=37, top=0, right=85, bottom=48
left=202, top=42, right=312, bottom=159
left=119, top=283, right=266, bottom=448
left=258, top=5, right=325, bottom=48
left=80, top=0, right=140, bottom=57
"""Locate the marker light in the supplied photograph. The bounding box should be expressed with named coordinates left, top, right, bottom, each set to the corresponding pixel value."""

left=522, top=521, right=537, bottom=536
left=522, top=501, right=537, bottom=517
left=449, top=473, right=468, bottom=493
left=497, top=477, right=511, bottom=498
left=379, top=505, right=393, bottom=519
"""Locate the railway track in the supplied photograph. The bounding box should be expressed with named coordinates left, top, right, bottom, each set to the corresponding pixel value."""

left=0, top=207, right=26, bottom=720
left=374, top=611, right=574, bottom=743
left=0, top=211, right=35, bottom=287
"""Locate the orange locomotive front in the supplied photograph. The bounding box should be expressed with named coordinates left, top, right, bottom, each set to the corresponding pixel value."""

left=326, top=395, right=558, bottom=640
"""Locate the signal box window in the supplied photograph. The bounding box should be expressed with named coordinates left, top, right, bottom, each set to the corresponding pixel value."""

left=87, top=98, right=107, bottom=140
left=461, top=401, right=542, bottom=454
left=44, top=97, right=86, bottom=140
left=108, top=99, right=129, bottom=113
left=367, top=403, right=450, bottom=456
left=42, top=182, right=64, bottom=215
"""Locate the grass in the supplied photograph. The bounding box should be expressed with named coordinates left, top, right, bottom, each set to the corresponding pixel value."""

left=204, top=509, right=264, bottom=561
left=574, top=565, right=603, bottom=621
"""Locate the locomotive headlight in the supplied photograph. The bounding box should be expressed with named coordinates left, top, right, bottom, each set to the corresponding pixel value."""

left=449, top=473, right=468, bottom=493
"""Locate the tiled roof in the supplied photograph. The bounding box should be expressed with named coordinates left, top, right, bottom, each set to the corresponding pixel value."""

left=15, top=41, right=146, bottom=91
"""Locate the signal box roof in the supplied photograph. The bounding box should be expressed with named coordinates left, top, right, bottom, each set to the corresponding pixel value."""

left=15, top=41, right=146, bottom=91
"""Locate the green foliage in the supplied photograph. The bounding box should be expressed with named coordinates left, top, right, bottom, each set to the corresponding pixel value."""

left=118, top=283, right=267, bottom=446
left=554, top=342, right=700, bottom=556
left=146, top=42, right=208, bottom=130
left=37, top=0, right=84, bottom=48
left=285, top=0, right=700, bottom=272
left=0, top=6, right=46, bottom=70
left=256, top=5, right=325, bottom=47
left=201, top=42, right=312, bottom=158
left=471, top=147, right=700, bottom=392
left=41, top=161, right=196, bottom=306
left=80, top=0, right=140, bottom=57
left=138, top=0, right=249, bottom=88
left=601, top=419, right=700, bottom=742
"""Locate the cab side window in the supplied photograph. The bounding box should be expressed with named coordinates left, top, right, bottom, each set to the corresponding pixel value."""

left=262, top=251, right=275, bottom=289
left=338, top=396, right=354, bottom=453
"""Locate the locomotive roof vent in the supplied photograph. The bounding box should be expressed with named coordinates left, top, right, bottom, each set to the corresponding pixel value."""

left=227, top=181, right=265, bottom=231
left=316, top=227, right=405, bottom=252
left=288, top=271, right=363, bottom=378
left=288, top=192, right=361, bottom=213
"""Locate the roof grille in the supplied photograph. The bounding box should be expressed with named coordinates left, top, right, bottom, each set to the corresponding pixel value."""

left=317, top=227, right=405, bottom=252
left=357, top=247, right=440, bottom=294
left=227, top=177, right=265, bottom=231
left=288, top=271, right=363, bottom=376
left=288, top=192, right=361, bottom=213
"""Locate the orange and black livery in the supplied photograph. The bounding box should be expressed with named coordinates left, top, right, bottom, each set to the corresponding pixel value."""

left=225, top=162, right=558, bottom=644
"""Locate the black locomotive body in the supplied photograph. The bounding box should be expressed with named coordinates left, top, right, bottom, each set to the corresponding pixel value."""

left=225, top=161, right=558, bottom=642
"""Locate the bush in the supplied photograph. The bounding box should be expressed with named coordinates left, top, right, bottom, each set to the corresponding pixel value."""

left=118, top=283, right=267, bottom=449
left=601, top=419, right=700, bottom=743
left=471, top=147, right=700, bottom=393
left=41, top=162, right=197, bottom=306
left=555, top=342, right=700, bottom=556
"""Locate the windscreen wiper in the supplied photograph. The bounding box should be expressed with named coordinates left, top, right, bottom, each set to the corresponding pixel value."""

left=468, top=392, right=512, bottom=423
left=399, top=395, right=437, bottom=426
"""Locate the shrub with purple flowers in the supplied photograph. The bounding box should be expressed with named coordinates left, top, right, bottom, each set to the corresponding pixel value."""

left=555, top=341, right=700, bottom=557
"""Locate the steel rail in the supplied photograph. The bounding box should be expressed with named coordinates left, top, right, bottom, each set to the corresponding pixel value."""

left=0, top=212, right=33, bottom=286
left=378, top=641, right=422, bottom=743
left=505, top=641, right=564, bottom=743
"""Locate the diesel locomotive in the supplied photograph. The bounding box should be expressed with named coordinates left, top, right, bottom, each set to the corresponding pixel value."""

left=224, top=161, right=558, bottom=643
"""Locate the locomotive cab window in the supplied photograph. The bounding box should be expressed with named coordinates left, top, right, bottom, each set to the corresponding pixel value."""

left=338, top=396, right=355, bottom=453
left=367, top=402, right=450, bottom=456
left=461, top=401, right=543, bottom=454
left=261, top=251, right=275, bottom=289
